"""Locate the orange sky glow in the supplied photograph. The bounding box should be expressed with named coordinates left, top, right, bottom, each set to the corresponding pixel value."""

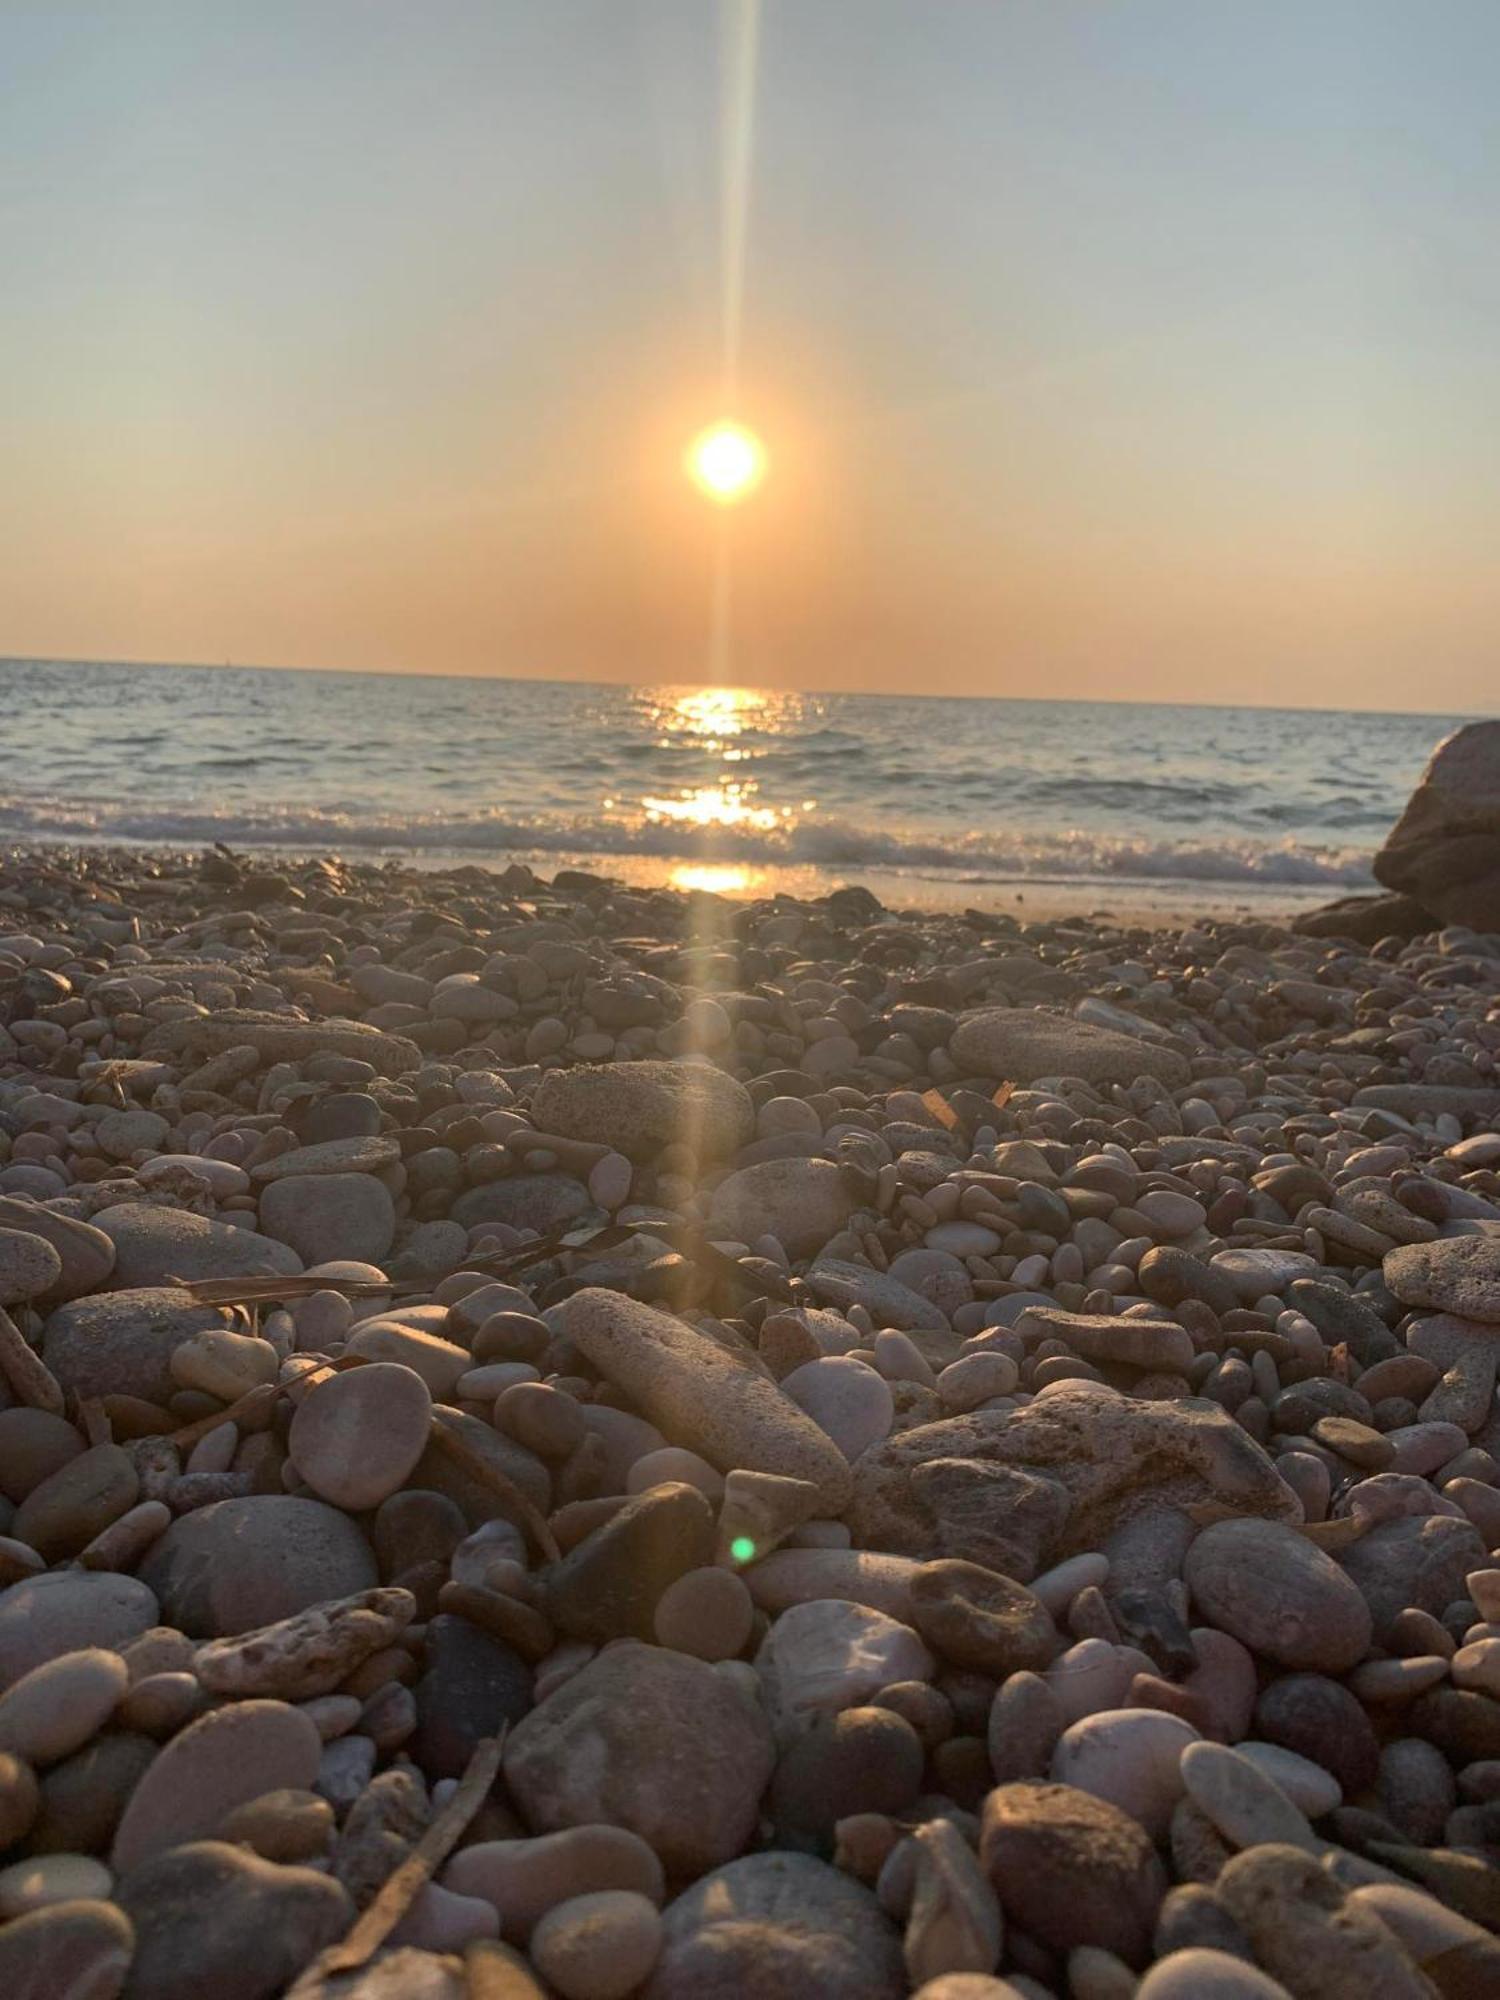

left=2, top=1, right=1497, bottom=712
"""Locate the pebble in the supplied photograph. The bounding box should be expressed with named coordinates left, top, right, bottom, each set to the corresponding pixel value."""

left=216, top=1786, right=335, bottom=1863
left=1179, top=1741, right=1319, bottom=1854
left=1229, top=1740, right=1341, bottom=1817
left=445, top=1825, right=665, bottom=1941
left=504, top=1640, right=773, bottom=1877
left=410, top=1613, right=532, bottom=1780
left=0, top=1571, right=157, bottom=1689
left=29, top=1730, right=157, bottom=1856
left=907, top=1559, right=1056, bottom=1675
left=560, top=1289, right=853, bottom=1509
left=979, top=1780, right=1166, bottom=1967
left=95, top=1203, right=302, bottom=1287
left=532, top=1060, right=753, bottom=1161
left=653, top=1565, right=755, bottom=1659
left=0, top=1227, right=63, bottom=1306
left=950, top=1010, right=1187, bottom=1088
left=193, top=1586, right=416, bottom=1699
left=6, top=841, right=1500, bottom=1993
left=0, top=1647, right=128, bottom=1767
left=40, top=1288, right=238, bottom=1405
left=138, top=1495, right=378, bottom=1636
left=770, top=1704, right=925, bottom=1841
left=1050, top=1708, right=1200, bottom=1839
left=286, top=1361, right=432, bottom=1510
left=0, top=1851, right=112, bottom=1919
left=116, top=1838, right=352, bottom=2000
left=0, top=1897, right=136, bottom=2000
left=781, top=1356, right=895, bottom=1461
left=530, top=1889, right=663, bottom=2000
left=1252, top=1673, right=1378, bottom=1795
left=542, top=1481, right=715, bottom=1643
left=755, top=1597, right=935, bottom=1740
left=1215, top=1843, right=1434, bottom=1998
left=646, top=1850, right=904, bottom=1998
left=709, top=1158, right=854, bottom=1259
left=0, top=1751, right=39, bottom=1848
left=109, top=1697, right=320, bottom=1873
left=12, top=1445, right=138, bottom=1564
left=1136, top=1950, right=1294, bottom=1998
left=1184, top=1519, right=1372, bottom=1671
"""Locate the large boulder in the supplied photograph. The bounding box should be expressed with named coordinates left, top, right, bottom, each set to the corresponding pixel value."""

left=1290, top=891, right=1434, bottom=945
left=94, top=1204, right=302, bottom=1288
left=504, top=1641, right=774, bottom=1877
left=531, top=1061, right=753, bottom=1162
left=1373, top=720, right=1500, bottom=931
left=849, top=1383, right=1299, bottom=1581
left=257, top=1173, right=395, bottom=1265
left=0, top=1197, right=116, bottom=1302
left=141, top=1008, right=421, bottom=1076
left=949, top=1009, right=1189, bottom=1088
left=708, top=1159, right=853, bottom=1260
left=644, top=1852, right=903, bottom=1999
left=138, top=1496, right=378, bottom=1637
left=42, top=1289, right=238, bottom=1405
left=557, top=1290, right=853, bottom=1510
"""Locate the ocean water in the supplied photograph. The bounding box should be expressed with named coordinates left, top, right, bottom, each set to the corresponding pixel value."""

left=0, top=658, right=1474, bottom=916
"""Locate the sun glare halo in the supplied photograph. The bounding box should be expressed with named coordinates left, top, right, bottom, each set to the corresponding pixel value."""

left=686, top=421, right=766, bottom=503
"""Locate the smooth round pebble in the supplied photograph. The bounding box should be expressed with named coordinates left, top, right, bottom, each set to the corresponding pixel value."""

left=0, top=1648, right=128, bottom=1767
left=1137, top=1949, right=1294, bottom=1997
left=530, top=1889, right=663, bottom=2000
left=0, top=1897, right=136, bottom=2000
left=653, top=1567, right=754, bottom=1661
left=1050, top=1709, right=1200, bottom=1840
left=0, top=1852, right=113, bottom=1917
left=1230, top=1741, right=1341, bottom=1817
left=781, top=1357, right=895, bottom=1462
left=287, top=1361, right=432, bottom=1511
left=1184, top=1520, right=1372, bottom=1672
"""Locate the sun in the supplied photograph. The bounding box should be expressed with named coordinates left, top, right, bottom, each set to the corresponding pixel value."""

left=686, top=421, right=766, bottom=504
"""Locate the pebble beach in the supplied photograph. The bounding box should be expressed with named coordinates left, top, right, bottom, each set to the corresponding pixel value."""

left=1, top=837, right=1499, bottom=1999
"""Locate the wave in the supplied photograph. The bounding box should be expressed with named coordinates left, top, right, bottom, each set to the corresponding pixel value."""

left=0, top=790, right=1378, bottom=889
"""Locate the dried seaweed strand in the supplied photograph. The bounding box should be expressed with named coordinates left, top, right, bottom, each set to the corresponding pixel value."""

left=427, top=1411, right=562, bottom=1563
left=0, top=1306, right=65, bottom=1416
left=285, top=1730, right=505, bottom=1994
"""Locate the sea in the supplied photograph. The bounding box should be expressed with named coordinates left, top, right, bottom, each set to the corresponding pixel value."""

left=0, top=658, right=1476, bottom=920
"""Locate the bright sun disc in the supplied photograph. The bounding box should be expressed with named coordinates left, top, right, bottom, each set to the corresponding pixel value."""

left=687, top=421, right=765, bottom=503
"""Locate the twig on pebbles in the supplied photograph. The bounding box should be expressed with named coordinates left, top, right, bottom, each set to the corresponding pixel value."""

left=172, top=1274, right=398, bottom=1308
left=427, top=1409, right=562, bottom=1563
left=285, top=1730, right=506, bottom=1995
left=0, top=1306, right=66, bottom=1416
left=78, top=1397, right=113, bottom=1446
left=167, top=1379, right=280, bottom=1449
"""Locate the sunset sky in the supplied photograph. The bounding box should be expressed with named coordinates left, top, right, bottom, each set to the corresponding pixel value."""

left=3, top=0, right=1498, bottom=709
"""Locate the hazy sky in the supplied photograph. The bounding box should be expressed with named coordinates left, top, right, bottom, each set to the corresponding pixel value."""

left=3, top=1, right=1498, bottom=707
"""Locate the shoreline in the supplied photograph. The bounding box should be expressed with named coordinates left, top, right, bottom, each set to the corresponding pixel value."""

left=2, top=837, right=1336, bottom=932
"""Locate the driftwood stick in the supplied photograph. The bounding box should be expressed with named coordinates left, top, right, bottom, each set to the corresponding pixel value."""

left=285, top=1731, right=506, bottom=1994
left=427, top=1411, right=561, bottom=1564
left=167, top=1379, right=279, bottom=1448
left=0, top=1306, right=66, bottom=1416
left=78, top=1397, right=113, bottom=1447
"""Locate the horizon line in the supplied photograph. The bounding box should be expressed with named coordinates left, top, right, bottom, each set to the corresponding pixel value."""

left=0, top=651, right=1489, bottom=723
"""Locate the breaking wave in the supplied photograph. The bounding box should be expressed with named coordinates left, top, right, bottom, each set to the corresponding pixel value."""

left=0, top=790, right=1377, bottom=890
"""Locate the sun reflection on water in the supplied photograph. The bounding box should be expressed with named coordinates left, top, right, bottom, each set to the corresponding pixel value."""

left=626, top=686, right=815, bottom=849
left=669, top=862, right=755, bottom=895
left=640, top=782, right=782, bottom=832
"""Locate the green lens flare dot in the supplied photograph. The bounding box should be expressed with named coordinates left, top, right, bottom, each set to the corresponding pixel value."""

left=730, top=1536, right=756, bottom=1564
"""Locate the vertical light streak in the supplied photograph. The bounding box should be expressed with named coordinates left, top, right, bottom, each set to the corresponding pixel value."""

left=719, top=0, right=760, bottom=404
